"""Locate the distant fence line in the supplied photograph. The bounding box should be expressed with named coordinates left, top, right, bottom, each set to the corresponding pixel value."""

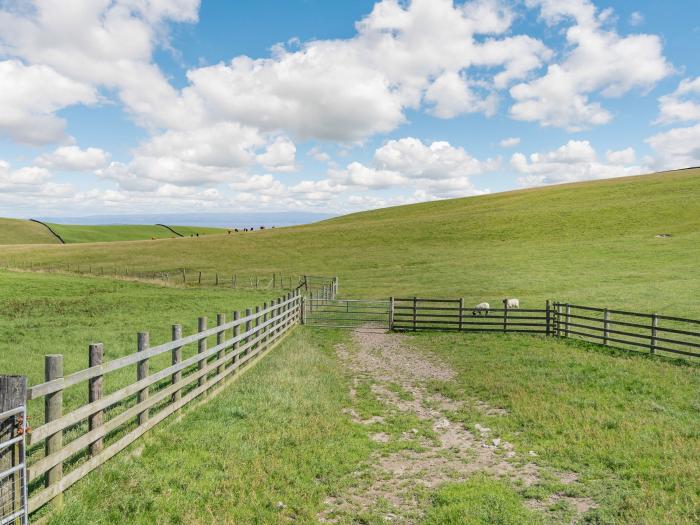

left=2, top=290, right=304, bottom=519
left=0, top=261, right=337, bottom=294
left=386, top=298, right=700, bottom=359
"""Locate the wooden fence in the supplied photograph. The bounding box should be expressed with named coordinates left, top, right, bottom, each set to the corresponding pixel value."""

left=390, top=298, right=551, bottom=334
left=551, top=302, right=700, bottom=358
left=390, top=298, right=699, bottom=359
left=17, top=290, right=302, bottom=515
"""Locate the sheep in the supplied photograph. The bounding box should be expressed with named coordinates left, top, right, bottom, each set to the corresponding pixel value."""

left=503, top=298, right=520, bottom=309
left=472, top=302, right=490, bottom=316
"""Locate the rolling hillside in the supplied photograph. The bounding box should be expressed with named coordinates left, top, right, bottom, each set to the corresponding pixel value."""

left=3, top=168, right=700, bottom=315
left=0, top=218, right=62, bottom=244
left=0, top=220, right=229, bottom=244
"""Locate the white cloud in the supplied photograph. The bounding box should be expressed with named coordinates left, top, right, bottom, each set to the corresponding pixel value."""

left=511, top=140, right=646, bottom=186
left=655, top=77, right=700, bottom=124
left=646, top=123, right=700, bottom=170
left=36, top=145, right=110, bottom=171
left=511, top=0, right=671, bottom=130
left=0, top=60, right=97, bottom=144
left=629, top=12, right=644, bottom=27
left=256, top=137, right=297, bottom=172
left=500, top=137, right=520, bottom=148
left=308, top=147, right=331, bottom=163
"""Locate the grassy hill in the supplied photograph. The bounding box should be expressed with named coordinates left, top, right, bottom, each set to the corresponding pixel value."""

left=0, top=218, right=61, bottom=244
left=0, top=219, right=229, bottom=244
left=4, top=168, right=699, bottom=315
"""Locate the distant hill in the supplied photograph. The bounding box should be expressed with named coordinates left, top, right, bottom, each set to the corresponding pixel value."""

left=0, top=218, right=62, bottom=245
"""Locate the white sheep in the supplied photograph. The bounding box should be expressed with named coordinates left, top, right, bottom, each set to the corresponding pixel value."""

left=472, top=302, right=490, bottom=316
left=503, top=298, right=520, bottom=309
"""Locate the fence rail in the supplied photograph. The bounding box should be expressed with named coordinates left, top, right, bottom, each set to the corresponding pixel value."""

left=5, top=291, right=303, bottom=516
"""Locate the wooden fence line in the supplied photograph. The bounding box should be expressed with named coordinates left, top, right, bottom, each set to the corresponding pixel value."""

left=390, top=297, right=700, bottom=359
left=7, top=290, right=302, bottom=515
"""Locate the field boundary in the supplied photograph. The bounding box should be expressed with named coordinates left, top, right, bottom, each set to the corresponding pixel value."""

left=4, top=290, right=303, bottom=517
left=27, top=220, right=65, bottom=245
left=155, top=224, right=183, bottom=237
left=385, top=297, right=700, bottom=359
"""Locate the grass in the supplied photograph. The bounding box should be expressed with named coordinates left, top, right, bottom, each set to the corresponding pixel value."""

left=0, top=270, right=280, bottom=420
left=2, top=169, right=699, bottom=316
left=43, top=328, right=374, bottom=525
left=0, top=218, right=60, bottom=244
left=45, top=223, right=228, bottom=243
left=411, top=331, right=700, bottom=524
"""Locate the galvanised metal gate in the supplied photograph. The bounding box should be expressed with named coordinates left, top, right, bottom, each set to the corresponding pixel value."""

left=304, top=298, right=390, bottom=330
left=0, top=405, right=29, bottom=525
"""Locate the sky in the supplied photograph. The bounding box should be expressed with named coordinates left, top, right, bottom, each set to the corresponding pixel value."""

left=0, top=0, right=699, bottom=219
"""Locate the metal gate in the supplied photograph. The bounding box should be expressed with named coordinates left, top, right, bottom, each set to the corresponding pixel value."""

left=304, top=298, right=390, bottom=330
left=0, top=405, right=29, bottom=525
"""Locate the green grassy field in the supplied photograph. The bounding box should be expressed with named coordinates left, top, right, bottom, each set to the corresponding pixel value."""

left=3, top=169, right=699, bottom=316
left=45, top=223, right=228, bottom=243
left=0, top=218, right=60, bottom=244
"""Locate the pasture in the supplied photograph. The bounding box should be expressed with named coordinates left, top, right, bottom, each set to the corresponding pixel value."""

left=2, top=168, right=699, bottom=316
left=1, top=169, right=699, bottom=524
left=0, top=218, right=60, bottom=245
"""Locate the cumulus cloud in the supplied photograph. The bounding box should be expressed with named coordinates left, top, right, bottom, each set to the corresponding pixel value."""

left=500, top=137, right=520, bottom=148
left=0, top=60, right=97, bottom=144
left=511, top=140, right=646, bottom=186
left=510, top=0, right=671, bottom=130
left=646, top=124, right=700, bottom=170
left=655, top=77, right=700, bottom=124
left=256, top=137, right=297, bottom=172
left=36, top=145, right=110, bottom=171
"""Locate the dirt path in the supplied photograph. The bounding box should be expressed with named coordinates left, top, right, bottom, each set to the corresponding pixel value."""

left=319, top=328, right=595, bottom=524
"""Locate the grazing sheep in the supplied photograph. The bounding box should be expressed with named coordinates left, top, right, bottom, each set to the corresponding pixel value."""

left=472, top=302, right=490, bottom=316
left=503, top=298, right=520, bottom=309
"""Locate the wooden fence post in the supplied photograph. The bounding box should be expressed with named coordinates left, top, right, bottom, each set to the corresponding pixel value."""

left=273, top=273, right=276, bottom=289
left=215, top=273, right=219, bottom=286
left=198, top=317, right=207, bottom=387
left=172, top=324, right=182, bottom=402
left=255, top=306, right=261, bottom=352
left=389, top=297, right=394, bottom=331
left=262, top=303, right=269, bottom=347
left=413, top=297, right=417, bottom=332
left=310, top=292, right=314, bottom=313
left=137, top=332, right=149, bottom=425
left=603, top=309, right=610, bottom=345
left=45, top=354, right=63, bottom=506
left=182, top=268, right=186, bottom=284
left=0, top=375, right=27, bottom=519
left=198, top=272, right=202, bottom=285
left=300, top=295, right=306, bottom=325
left=88, top=343, right=104, bottom=456
left=244, top=308, right=252, bottom=363
left=545, top=300, right=551, bottom=336
left=216, top=314, right=225, bottom=376
left=651, top=313, right=658, bottom=354
left=458, top=298, right=464, bottom=332
left=503, top=301, right=508, bottom=332
left=565, top=304, right=571, bottom=337
left=232, top=311, right=240, bottom=369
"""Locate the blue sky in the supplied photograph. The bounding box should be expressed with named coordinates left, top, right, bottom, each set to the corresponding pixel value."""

left=0, top=0, right=699, bottom=218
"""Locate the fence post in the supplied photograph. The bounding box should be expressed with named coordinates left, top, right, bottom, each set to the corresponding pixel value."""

left=603, top=309, right=610, bottom=345
left=137, top=333, right=149, bottom=425
left=182, top=269, right=186, bottom=284
left=217, top=314, right=225, bottom=376
left=45, top=354, right=63, bottom=506
left=88, top=343, right=104, bottom=456
left=172, top=324, right=182, bottom=402
left=232, top=311, right=240, bottom=369
left=215, top=273, right=219, bottom=286
left=565, top=304, right=571, bottom=337
left=651, top=313, right=658, bottom=354
left=301, top=295, right=306, bottom=325
left=273, top=273, right=276, bottom=289
left=458, top=298, right=464, bottom=332
left=545, top=300, right=551, bottom=336
left=262, top=303, right=269, bottom=347
left=244, top=308, right=252, bottom=363
left=310, top=292, right=314, bottom=313
left=503, top=301, right=508, bottom=332
left=232, top=274, right=236, bottom=288
left=413, top=297, right=417, bottom=332
left=198, top=272, right=202, bottom=285
left=198, top=317, right=207, bottom=387
left=254, top=306, right=261, bottom=353
left=0, top=375, right=28, bottom=519
left=389, top=297, right=394, bottom=331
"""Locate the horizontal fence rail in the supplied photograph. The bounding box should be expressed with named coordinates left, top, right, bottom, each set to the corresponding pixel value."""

left=552, top=302, right=700, bottom=359
left=391, top=297, right=551, bottom=335
left=8, top=291, right=304, bottom=516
